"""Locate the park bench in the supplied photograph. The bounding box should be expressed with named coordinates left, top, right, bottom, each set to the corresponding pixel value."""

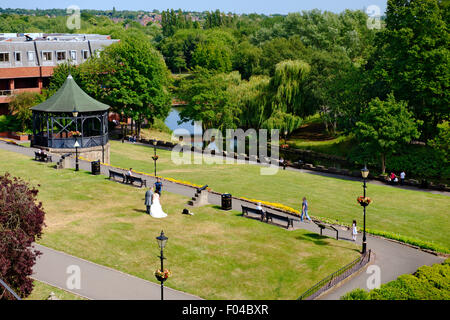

left=34, top=151, right=52, bottom=163
left=241, top=205, right=265, bottom=221
left=109, top=169, right=126, bottom=183
left=125, top=175, right=147, bottom=188
left=266, top=211, right=297, bottom=229
left=197, top=184, right=209, bottom=192
left=312, top=219, right=339, bottom=240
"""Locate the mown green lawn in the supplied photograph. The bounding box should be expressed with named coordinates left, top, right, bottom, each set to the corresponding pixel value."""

left=109, top=140, right=450, bottom=251
left=26, top=280, right=86, bottom=300
left=0, top=148, right=360, bottom=300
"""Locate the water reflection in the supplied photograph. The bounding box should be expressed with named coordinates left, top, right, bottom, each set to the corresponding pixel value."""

left=165, top=106, right=203, bottom=147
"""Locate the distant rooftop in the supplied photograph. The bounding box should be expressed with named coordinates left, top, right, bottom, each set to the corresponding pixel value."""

left=0, top=33, right=113, bottom=42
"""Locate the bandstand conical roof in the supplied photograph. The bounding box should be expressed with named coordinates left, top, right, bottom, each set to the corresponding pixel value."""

left=31, top=75, right=110, bottom=113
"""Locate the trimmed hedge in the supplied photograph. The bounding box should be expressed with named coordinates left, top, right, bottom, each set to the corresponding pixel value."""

left=341, top=259, right=450, bottom=300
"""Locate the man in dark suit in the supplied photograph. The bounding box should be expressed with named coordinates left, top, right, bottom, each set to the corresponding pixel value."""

left=145, top=186, right=154, bottom=214
left=154, top=178, right=163, bottom=195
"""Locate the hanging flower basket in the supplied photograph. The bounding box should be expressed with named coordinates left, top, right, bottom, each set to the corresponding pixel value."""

left=154, top=269, right=171, bottom=282
left=152, top=155, right=159, bottom=161
left=357, top=196, right=372, bottom=207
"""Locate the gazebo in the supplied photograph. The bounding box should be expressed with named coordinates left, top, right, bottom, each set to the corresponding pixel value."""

left=31, top=74, right=111, bottom=163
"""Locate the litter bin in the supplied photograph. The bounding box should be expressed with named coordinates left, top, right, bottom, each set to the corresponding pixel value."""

left=91, top=160, right=101, bottom=175
left=221, top=193, right=232, bottom=210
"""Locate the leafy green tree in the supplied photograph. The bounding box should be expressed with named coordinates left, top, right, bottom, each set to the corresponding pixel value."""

left=353, top=93, right=421, bottom=173
left=232, top=41, right=262, bottom=80
left=428, top=121, right=450, bottom=164
left=192, top=40, right=233, bottom=72
left=8, top=92, right=43, bottom=132
left=176, top=67, right=241, bottom=131
left=269, top=59, right=313, bottom=118
left=258, top=36, right=310, bottom=76
left=370, top=0, right=449, bottom=139
left=229, top=75, right=270, bottom=130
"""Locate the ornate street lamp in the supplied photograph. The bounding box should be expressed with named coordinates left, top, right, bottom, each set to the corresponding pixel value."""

left=155, top=230, right=168, bottom=300
left=360, top=164, right=369, bottom=254
left=152, top=140, right=158, bottom=177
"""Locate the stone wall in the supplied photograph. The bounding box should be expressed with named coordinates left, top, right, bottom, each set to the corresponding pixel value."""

left=46, top=143, right=110, bottom=164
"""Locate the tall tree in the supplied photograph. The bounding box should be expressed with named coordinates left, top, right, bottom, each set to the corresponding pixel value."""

left=353, top=93, right=421, bottom=173
left=370, top=0, right=449, bottom=139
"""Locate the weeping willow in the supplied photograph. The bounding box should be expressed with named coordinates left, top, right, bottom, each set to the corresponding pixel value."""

left=270, top=59, right=311, bottom=117
left=262, top=110, right=303, bottom=135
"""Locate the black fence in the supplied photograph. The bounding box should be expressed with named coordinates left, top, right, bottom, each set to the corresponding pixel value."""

left=0, top=278, right=21, bottom=300
left=32, top=134, right=109, bottom=149
left=298, top=250, right=371, bottom=300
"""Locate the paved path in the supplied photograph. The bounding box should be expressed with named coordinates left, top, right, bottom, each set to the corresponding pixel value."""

left=31, top=244, right=201, bottom=300
left=0, top=140, right=446, bottom=300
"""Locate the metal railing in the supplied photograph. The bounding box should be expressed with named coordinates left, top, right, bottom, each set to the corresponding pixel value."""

left=298, top=250, right=371, bottom=300
left=0, top=278, right=22, bottom=300
left=0, top=89, right=17, bottom=96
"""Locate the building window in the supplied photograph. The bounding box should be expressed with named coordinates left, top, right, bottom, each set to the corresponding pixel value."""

left=82, top=50, right=89, bottom=60
left=0, top=52, right=10, bottom=62
left=42, top=51, right=52, bottom=61
left=56, top=51, right=66, bottom=61
left=70, top=50, right=77, bottom=61
left=27, top=51, right=34, bottom=61
left=14, top=52, right=21, bottom=62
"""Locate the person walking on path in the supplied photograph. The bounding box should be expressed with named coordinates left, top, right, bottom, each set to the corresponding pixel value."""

left=145, top=186, right=154, bottom=214
left=301, top=197, right=312, bottom=222
left=400, top=171, right=406, bottom=185
left=352, top=220, right=358, bottom=241
left=154, top=178, right=163, bottom=195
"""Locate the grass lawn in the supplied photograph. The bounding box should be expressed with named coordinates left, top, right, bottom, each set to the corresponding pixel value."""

left=26, top=280, right=86, bottom=300
left=109, top=140, right=450, bottom=251
left=0, top=148, right=360, bottom=300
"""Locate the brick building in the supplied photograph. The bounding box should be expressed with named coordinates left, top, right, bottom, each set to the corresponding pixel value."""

left=0, top=33, right=119, bottom=115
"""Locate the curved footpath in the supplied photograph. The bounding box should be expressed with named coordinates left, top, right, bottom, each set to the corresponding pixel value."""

left=0, top=140, right=446, bottom=300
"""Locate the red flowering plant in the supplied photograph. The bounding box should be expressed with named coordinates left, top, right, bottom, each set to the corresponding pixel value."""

left=357, top=196, right=372, bottom=206
left=69, top=131, right=81, bottom=137
left=154, top=269, right=172, bottom=282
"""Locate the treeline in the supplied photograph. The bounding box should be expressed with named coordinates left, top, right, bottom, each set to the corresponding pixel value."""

left=2, top=1, right=449, bottom=179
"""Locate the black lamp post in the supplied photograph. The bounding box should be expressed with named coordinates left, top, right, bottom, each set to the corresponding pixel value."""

left=121, top=111, right=125, bottom=143
left=156, top=230, right=168, bottom=300
left=361, top=164, right=369, bottom=254
left=152, top=140, right=158, bottom=176
left=72, top=108, right=80, bottom=172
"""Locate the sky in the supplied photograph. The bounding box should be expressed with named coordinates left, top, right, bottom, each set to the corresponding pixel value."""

left=1, top=0, right=388, bottom=15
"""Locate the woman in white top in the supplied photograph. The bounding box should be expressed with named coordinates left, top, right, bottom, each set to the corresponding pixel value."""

left=352, top=220, right=358, bottom=241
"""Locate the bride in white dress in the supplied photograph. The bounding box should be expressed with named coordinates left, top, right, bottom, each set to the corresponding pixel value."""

left=150, top=193, right=167, bottom=218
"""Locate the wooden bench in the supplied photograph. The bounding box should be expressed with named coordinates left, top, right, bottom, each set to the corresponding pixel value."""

left=125, top=175, right=147, bottom=188
left=241, top=205, right=265, bottom=221
left=109, top=169, right=126, bottom=183
left=312, top=219, right=339, bottom=240
left=34, top=152, right=52, bottom=163
left=266, top=211, right=296, bottom=229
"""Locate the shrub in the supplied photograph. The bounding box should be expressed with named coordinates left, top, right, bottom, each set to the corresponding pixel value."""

left=0, top=173, right=46, bottom=299
left=341, top=259, right=450, bottom=300
left=0, top=115, right=21, bottom=132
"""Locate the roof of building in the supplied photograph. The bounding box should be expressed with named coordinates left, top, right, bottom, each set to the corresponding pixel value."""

left=31, top=74, right=110, bottom=113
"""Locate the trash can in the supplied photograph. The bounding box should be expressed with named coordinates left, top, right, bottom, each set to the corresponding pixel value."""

left=91, top=160, right=101, bottom=175
left=221, top=193, right=232, bottom=210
